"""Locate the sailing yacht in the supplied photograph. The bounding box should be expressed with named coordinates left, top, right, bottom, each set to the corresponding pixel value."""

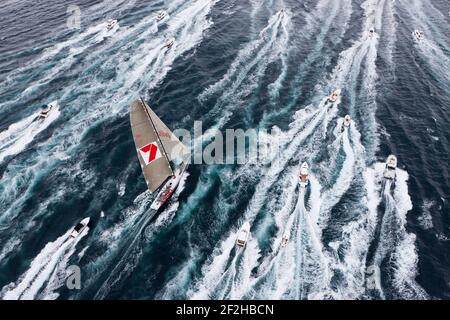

left=130, top=98, right=189, bottom=211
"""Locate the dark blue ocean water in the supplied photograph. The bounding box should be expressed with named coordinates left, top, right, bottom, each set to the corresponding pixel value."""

left=0, top=0, right=449, bottom=300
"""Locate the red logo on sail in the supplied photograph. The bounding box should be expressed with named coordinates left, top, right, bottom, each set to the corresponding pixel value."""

left=138, top=142, right=162, bottom=165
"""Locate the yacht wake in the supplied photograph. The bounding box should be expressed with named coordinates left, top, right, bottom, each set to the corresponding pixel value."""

left=91, top=173, right=189, bottom=299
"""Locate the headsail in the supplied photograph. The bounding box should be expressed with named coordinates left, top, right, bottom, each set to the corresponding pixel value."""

left=145, top=105, right=189, bottom=163
left=130, top=98, right=173, bottom=192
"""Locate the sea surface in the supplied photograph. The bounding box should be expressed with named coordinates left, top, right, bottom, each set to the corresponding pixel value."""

left=0, top=0, right=449, bottom=300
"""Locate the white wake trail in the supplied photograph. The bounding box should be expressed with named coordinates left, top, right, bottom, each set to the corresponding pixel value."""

left=0, top=105, right=60, bottom=164
left=197, top=9, right=291, bottom=132
left=91, top=173, right=189, bottom=299
left=368, top=164, right=428, bottom=299
left=0, top=226, right=89, bottom=300
left=276, top=183, right=330, bottom=300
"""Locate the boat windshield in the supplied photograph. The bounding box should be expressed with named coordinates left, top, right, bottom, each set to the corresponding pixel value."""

left=74, top=223, right=84, bottom=232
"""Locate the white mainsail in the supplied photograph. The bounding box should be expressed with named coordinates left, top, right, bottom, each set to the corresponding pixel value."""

left=130, top=98, right=187, bottom=193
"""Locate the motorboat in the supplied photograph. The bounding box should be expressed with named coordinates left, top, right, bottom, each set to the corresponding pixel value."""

left=236, top=222, right=251, bottom=247
left=342, top=114, right=351, bottom=131
left=383, top=155, right=397, bottom=180
left=369, top=27, right=375, bottom=38
left=106, top=19, right=118, bottom=31
left=130, top=98, right=189, bottom=212
left=70, top=217, right=90, bottom=238
left=155, top=10, right=167, bottom=21
left=281, top=229, right=290, bottom=247
left=413, top=29, right=424, bottom=42
left=299, top=162, right=309, bottom=188
left=328, top=89, right=341, bottom=103
left=163, top=37, right=175, bottom=49
left=37, top=100, right=58, bottom=121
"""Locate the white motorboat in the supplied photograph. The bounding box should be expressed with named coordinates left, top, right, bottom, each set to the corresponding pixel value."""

left=37, top=100, right=58, bottom=121
left=383, top=155, right=397, bottom=180
left=70, top=217, right=90, bottom=238
left=342, top=114, right=351, bottom=131
left=163, top=37, right=175, bottom=49
left=155, top=10, right=167, bottom=21
left=369, top=27, right=375, bottom=38
left=236, top=222, right=251, bottom=247
left=328, top=89, right=341, bottom=103
left=299, top=162, right=309, bottom=188
left=413, top=29, right=424, bottom=42
left=281, top=229, right=290, bottom=247
left=106, top=19, right=118, bottom=31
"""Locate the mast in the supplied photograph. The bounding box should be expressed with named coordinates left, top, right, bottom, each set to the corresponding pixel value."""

left=140, top=97, right=173, bottom=175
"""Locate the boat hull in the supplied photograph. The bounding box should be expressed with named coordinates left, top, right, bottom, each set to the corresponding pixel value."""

left=150, top=163, right=187, bottom=211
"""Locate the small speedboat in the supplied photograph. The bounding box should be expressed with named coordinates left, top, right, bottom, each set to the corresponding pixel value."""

left=163, top=37, right=175, bottom=49
left=383, top=155, right=397, bottom=180
left=236, top=222, right=250, bottom=247
left=106, top=19, right=118, bottom=31
left=413, top=29, right=424, bottom=42
left=342, top=115, right=351, bottom=131
left=37, top=100, right=58, bottom=121
left=281, top=229, right=290, bottom=247
left=70, top=217, right=90, bottom=238
left=155, top=10, right=167, bottom=21
left=299, top=162, right=309, bottom=188
left=369, top=27, right=375, bottom=38
left=328, top=89, right=341, bottom=103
